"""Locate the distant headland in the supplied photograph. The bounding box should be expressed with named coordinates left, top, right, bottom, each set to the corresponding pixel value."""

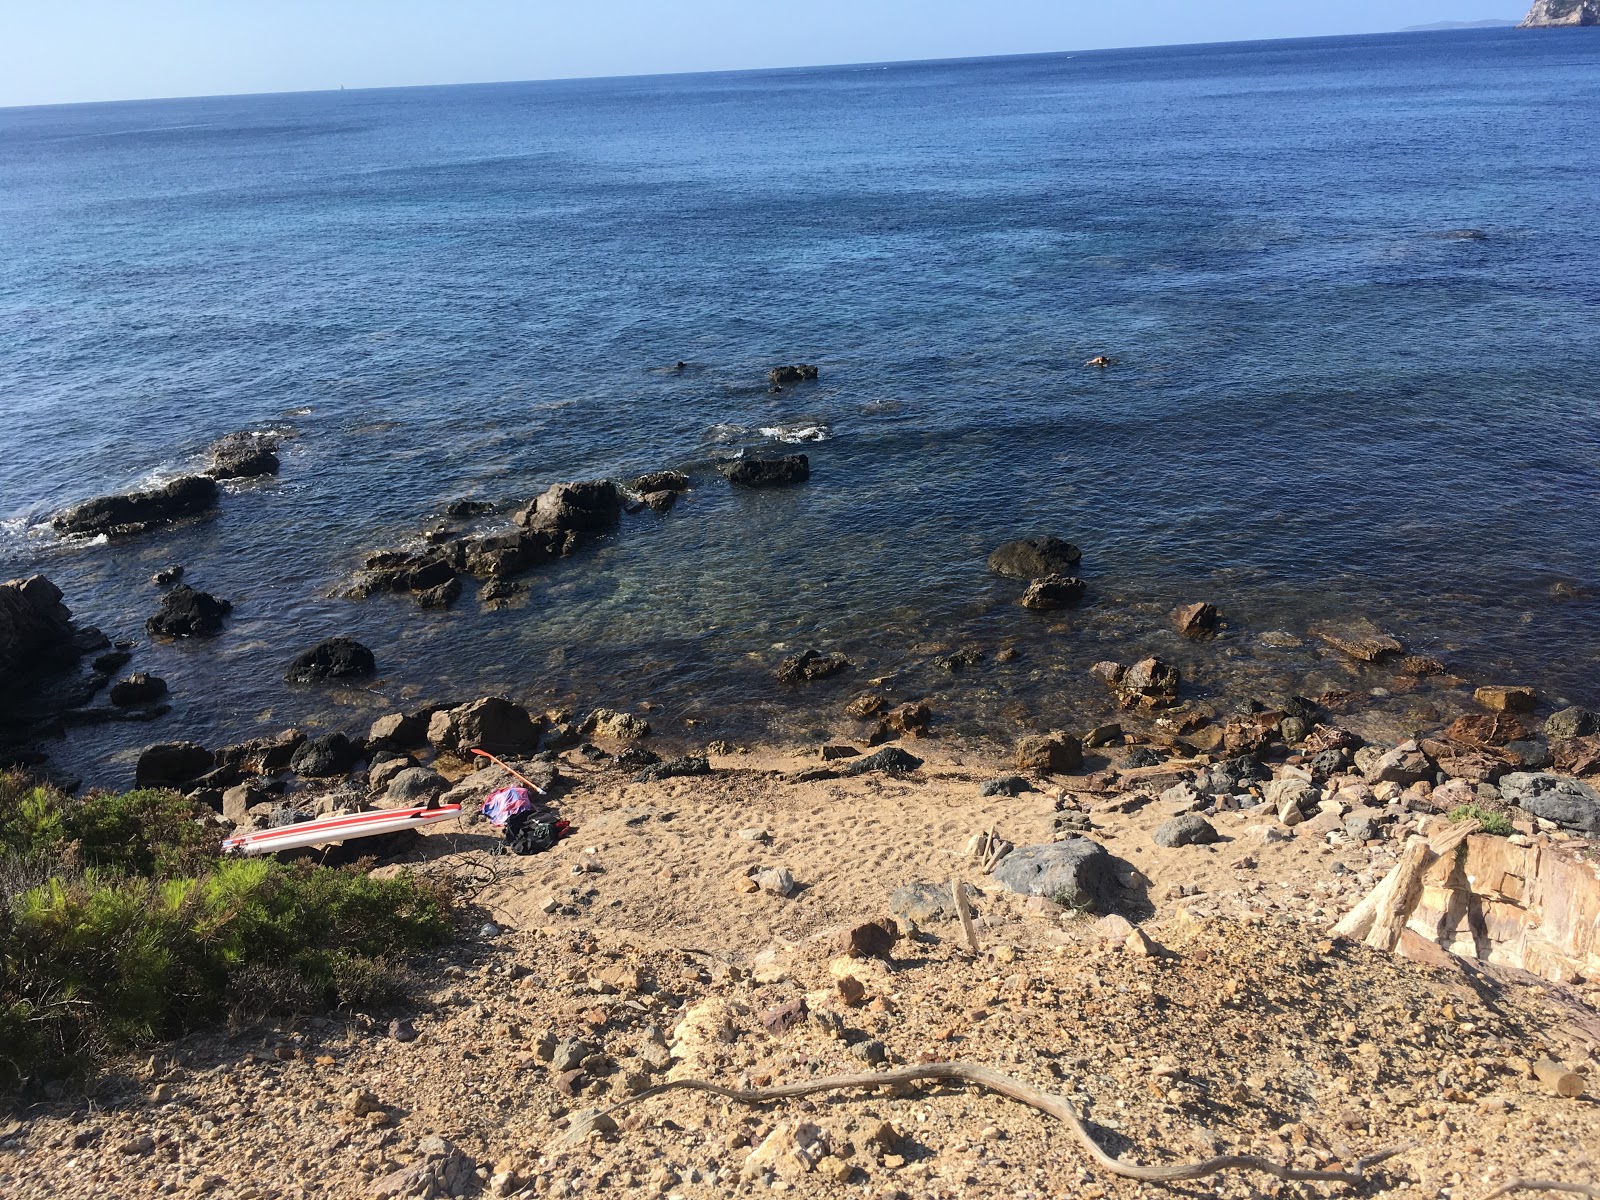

left=1402, top=19, right=1517, bottom=29
left=1519, top=0, right=1600, bottom=25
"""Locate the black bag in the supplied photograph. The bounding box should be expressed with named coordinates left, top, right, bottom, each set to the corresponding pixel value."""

left=501, top=811, right=562, bottom=856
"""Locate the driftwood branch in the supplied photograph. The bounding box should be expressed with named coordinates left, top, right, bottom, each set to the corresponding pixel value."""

left=566, top=1061, right=1404, bottom=1186
left=1482, top=1182, right=1600, bottom=1200
left=1333, top=819, right=1479, bottom=945
left=951, top=879, right=982, bottom=957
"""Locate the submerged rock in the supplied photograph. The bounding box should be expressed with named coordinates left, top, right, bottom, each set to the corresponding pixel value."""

left=768, top=364, right=819, bottom=386
left=1310, top=619, right=1404, bottom=663
left=986, top=536, right=1082, bottom=581
left=52, top=475, right=219, bottom=538
left=204, top=431, right=279, bottom=480
left=146, top=586, right=232, bottom=638
left=725, top=455, right=810, bottom=488
left=109, top=673, right=168, bottom=707
left=775, top=649, right=851, bottom=683
left=284, top=637, right=376, bottom=684
left=1019, top=574, right=1086, bottom=610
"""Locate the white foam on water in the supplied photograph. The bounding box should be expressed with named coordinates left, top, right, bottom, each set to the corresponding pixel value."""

left=758, top=422, right=832, bottom=444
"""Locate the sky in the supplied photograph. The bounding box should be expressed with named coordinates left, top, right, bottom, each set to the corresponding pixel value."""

left=0, top=1, right=1525, bottom=108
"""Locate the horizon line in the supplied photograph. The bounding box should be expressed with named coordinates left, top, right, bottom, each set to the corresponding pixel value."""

left=0, top=22, right=1532, bottom=114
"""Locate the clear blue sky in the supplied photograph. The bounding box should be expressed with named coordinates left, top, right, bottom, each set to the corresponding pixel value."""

left=1, top=1, right=1523, bottom=108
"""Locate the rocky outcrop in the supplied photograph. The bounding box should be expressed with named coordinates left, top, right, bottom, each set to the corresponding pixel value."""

left=1519, top=1, right=1600, bottom=26
left=517, top=480, right=622, bottom=536
left=768, top=365, right=818, bottom=386
left=146, top=586, right=232, bottom=638
left=109, top=673, right=167, bottom=707
left=986, top=536, right=1081, bottom=581
left=426, top=697, right=543, bottom=756
left=0, top=576, right=84, bottom=674
left=284, top=637, right=376, bottom=684
left=204, top=432, right=279, bottom=480
left=52, top=475, right=219, bottom=538
left=775, top=649, right=851, bottom=683
left=1500, top=772, right=1600, bottom=833
left=1310, top=619, right=1403, bottom=663
left=1172, top=602, right=1220, bottom=640
left=724, top=455, right=810, bottom=488
left=1015, top=731, right=1083, bottom=775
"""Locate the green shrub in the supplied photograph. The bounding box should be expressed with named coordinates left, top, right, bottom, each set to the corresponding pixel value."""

left=1448, top=803, right=1513, bottom=837
left=0, top=782, right=454, bottom=1089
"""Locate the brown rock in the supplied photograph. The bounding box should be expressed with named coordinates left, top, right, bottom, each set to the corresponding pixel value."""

left=879, top=700, right=931, bottom=738
left=1121, top=657, right=1180, bottom=703
left=1475, top=685, right=1536, bottom=713
left=760, top=997, right=808, bottom=1035
left=845, top=693, right=885, bottom=719
left=1399, top=655, right=1447, bottom=677
left=833, top=919, right=898, bottom=961
left=1172, top=602, right=1220, bottom=640
left=1089, top=660, right=1125, bottom=685
left=1551, top=736, right=1600, bottom=777
left=1444, top=713, right=1528, bottom=748
left=1019, top=574, right=1087, bottom=610
left=1310, top=619, right=1404, bottom=662
left=836, top=976, right=866, bottom=1006
left=1016, top=731, right=1083, bottom=774
left=1303, top=725, right=1362, bottom=755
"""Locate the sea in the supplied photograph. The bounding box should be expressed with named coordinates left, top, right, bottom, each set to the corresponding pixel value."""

left=2, top=28, right=1598, bottom=786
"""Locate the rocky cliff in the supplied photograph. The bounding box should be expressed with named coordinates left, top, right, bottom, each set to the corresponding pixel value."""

left=1520, top=0, right=1600, bottom=25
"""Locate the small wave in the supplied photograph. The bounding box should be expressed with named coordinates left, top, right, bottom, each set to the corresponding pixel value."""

left=758, top=422, right=832, bottom=444
left=705, top=423, right=748, bottom=443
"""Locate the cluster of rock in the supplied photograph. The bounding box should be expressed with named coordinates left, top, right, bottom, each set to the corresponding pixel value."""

left=986, top=535, right=1086, bottom=612
left=50, top=431, right=280, bottom=539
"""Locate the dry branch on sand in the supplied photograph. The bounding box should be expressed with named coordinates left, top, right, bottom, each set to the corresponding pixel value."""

left=562, top=1062, right=1405, bottom=1186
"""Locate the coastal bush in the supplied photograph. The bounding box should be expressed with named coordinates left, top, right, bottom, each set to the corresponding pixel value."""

left=1448, top=803, right=1513, bottom=838
left=0, top=771, right=454, bottom=1089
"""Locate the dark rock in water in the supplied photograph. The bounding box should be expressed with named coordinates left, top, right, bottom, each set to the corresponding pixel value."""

left=1546, top=706, right=1600, bottom=742
left=93, top=649, right=132, bottom=674
left=725, top=455, right=810, bottom=488
left=444, top=499, right=495, bottom=519
left=479, top=578, right=523, bottom=603
left=460, top=532, right=549, bottom=580
left=936, top=647, right=984, bottom=673
left=768, top=364, right=819, bottom=386
left=1436, top=228, right=1489, bottom=240
left=890, top=881, right=958, bottom=924
left=1019, top=575, right=1086, bottom=611
left=1172, top=602, right=1220, bottom=640
left=632, top=470, right=689, bottom=495
left=146, top=586, right=232, bottom=638
left=1310, top=619, right=1404, bottom=663
left=1015, top=732, right=1083, bottom=774
left=633, top=755, right=711, bottom=783
left=204, top=431, right=279, bottom=480
left=876, top=700, right=931, bottom=740
left=641, top=490, right=678, bottom=513
left=109, top=673, right=168, bottom=707
left=991, top=839, right=1115, bottom=911
left=838, top=746, right=924, bottom=776
left=775, top=649, right=851, bottom=684
left=1124, top=747, right=1165, bottom=769
left=1399, top=655, right=1447, bottom=677
left=285, top=637, right=376, bottom=684
left=214, top=729, right=305, bottom=776
left=348, top=547, right=462, bottom=602
left=151, top=565, right=184, bottom=587
left=1499, top=772, right=1600, bottom=832
left=986, top=536, right=1082, bottom=581
left=518, top=480, right=622, bottom=535
left=980, top=775, right=1033, bottom=798
left=291, top=733, right=359, bottom=778
left=428, top=697, right=544, bottom=756
left=1152, top=813, right=1218, bottom=848
left=135, top=742, right=214, bottom=789
left=416, top=576, right=462, bottom=610
left=1090, top=660, right=1125, bottom=685
left=53, top=475, right=219, bottom=538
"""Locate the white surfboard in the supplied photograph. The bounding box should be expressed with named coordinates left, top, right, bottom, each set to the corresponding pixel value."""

left=221, top=803, right=463, bottom=856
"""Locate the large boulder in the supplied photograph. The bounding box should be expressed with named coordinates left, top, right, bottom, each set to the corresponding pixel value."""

left=1015, top=731, right=1083, bottom=774
left=1019, top=575, right=1086, bottom=611
left=518, top=480, right=621, bottom=535
left=1364, top=741, right=1434, bottom=786
left=0, top=576, right=81, bottom=674
left=986, top=537, right=1082, bottom=581
left=1152, top=814, right=1218, bottom=848
left=1172, top=602, right=1220, bottom=640
left=109, top=673, right=168, bottom=707
left=1546, top=707, right=1600, bottom=742
left=146, top=586, right=232, bottom=638
left=724, top=455, right=810, bottom=488
left=52, top=475, right=219, bottom=538
left=769, top=365, right=818, bottom=386
left=427, top=697, right=543, bottom=756
left=383, top=767, right=447, bottom=807
left=284, top=637, right=376, bottom=684
left=1499, top=772, right=1600, bottom=833
left=290, top=733, right=360, bottom=778
left=135, top=742, right=214, bottom=789
left=368, top=711, right=430, bottom=751
left=1120, top=657, right=1180, bottom=704
left=991, top=839, right=1116, bottom=911
left=204, top=431, right=279, bottom=480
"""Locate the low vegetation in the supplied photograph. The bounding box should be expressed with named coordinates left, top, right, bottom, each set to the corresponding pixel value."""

left=0, top=771, right=452, bottom=1090
left=1448, top=802, right=1514, bottom=838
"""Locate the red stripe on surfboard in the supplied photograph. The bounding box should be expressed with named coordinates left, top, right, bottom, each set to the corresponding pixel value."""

left=224, top=805, right=462, bottom=845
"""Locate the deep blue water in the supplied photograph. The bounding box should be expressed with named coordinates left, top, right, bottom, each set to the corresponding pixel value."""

left=3, top=29, right=1599, bottom=784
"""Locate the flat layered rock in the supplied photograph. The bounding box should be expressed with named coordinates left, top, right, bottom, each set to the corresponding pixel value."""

left=52, top=475, right=219, bottom=538
left=1310, top=619, right=1404, bottom=662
